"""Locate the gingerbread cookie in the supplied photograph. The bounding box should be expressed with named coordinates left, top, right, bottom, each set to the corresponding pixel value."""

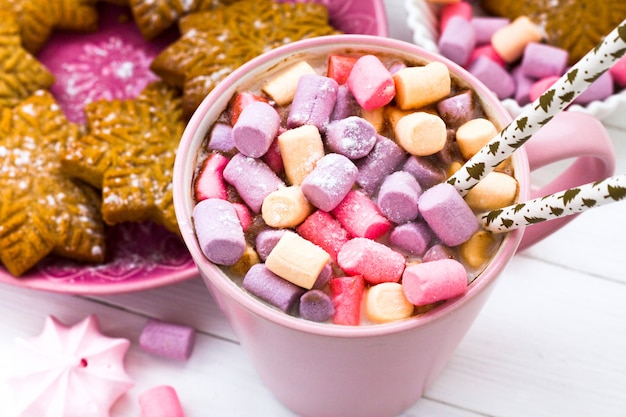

left=0, top=90, right=105, bottom=276
left=0, top=0, right=99, bottom=53
left=480, top=0, right=626, bottom=64
left=151, top=0, right=338, bottom=115
left=0, top=10, right=55, bottom=109
left=62, top=81, right=185, bottom=234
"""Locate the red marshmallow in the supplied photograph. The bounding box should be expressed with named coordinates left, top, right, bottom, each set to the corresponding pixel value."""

left=329, top=275, right=365, bottom=326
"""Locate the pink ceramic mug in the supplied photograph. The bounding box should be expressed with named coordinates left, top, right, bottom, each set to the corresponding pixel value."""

left=173, top=35, right=615, bottom=417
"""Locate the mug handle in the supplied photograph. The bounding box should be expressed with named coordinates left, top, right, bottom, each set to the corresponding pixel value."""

left=516, top=111, right=616, bottom=252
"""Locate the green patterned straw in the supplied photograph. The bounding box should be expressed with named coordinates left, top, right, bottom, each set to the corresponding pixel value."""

left=448, top=19, right=626, bottom=196
left=481, top=174, right=626, bottom=233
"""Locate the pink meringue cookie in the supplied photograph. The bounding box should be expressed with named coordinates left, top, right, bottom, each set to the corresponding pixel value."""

left=8, top=315, right=134, bottom=417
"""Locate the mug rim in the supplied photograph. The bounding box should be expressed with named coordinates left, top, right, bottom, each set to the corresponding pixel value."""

left=173, top=34, right=530, bottom=338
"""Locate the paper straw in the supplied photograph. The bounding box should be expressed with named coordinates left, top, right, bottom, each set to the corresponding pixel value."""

left=448, top=19, right=626, bottom=196
left=481, top=174, right=626, bottom=233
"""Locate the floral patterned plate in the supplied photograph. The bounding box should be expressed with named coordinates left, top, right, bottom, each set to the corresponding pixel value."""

left=0, top=0, right=388, bottom=295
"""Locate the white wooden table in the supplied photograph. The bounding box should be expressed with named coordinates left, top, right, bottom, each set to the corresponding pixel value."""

left=2, top=1, right=626, bottom=416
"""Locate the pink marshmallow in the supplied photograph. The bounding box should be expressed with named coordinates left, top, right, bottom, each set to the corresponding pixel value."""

left=609, top=54, right=626, bottom=87
left=468, top=55, right=515, bottom=99
left=232, top=101, right=281, bottom=158
left=418, top=183, right=479, bottom=247
left=466, top=44, right=506, bottom=68
left=347, top=55, right=395, bottom=111
left=337, top=237, right=406, bottom=285
left=512, top=65, right=535, bottom=106
left=296, top=210, right=350, bottom=262
left=520, top=42, right=569, bottom=79
left=574, top=71, right=614, bottom=104
left=471, top=16, right=510, bottom=45
left=194, top=152, right=228, bottom=202
left=528, top=75, right=559, bottom=102
left=329, top=275, right=365, bottom=326
left=331, top=189, right=392, bottom=240
left=440, top=1, right=472, bottom=32
left=438, top=15, right=476, bottom=66
left=139, top=320, right=196, bottom=361
left=402, top=259, right=468, bottom=306
left=139, top=385, right=185, bottom=417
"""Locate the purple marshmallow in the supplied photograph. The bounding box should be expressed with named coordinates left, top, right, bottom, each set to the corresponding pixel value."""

left=574, top=70, right=614, bottom=104
left=287, top=74, right=338, bottom=130
left=418, top=183, right=480, bottom=246
left=401, top=156, right=446, bottom=189
left=301, top=153, right=358, bottom=212
left=436, top=90, right=480, bottom=129
left=356, top=134, right=407, bottom=195
left=468, top=56, right=515, bottom=99
left=223, top=152, right=285, bottom=213
left=207, top=122, right=235, bottom=153
left=312, top=262, right=333, bottom=289
left=331, top=85, right=359, bottom=121
left=232, top=101, right=280, bottom=158
left=423, top=243, right=456, bottom=263
left=389, top=221, right=433, bottom=257
left=255, top=228, right=287, bottom=261
left=438, top=15, right=476, bottom=66
left=471, top=16, right=510, bottom=45
left=521, top=42, right=569, bottom=80
left=325, top=116, right=377, bottom=159
left=299, top=289, right=335, bottom=322
left=243, top=264, right=306, bottom=313
left=512, top=65, right=534, bottom=106
left=193, top=198, right=246, bottom=266
left=377, top=171, right=422, bottom=224
left=139, top=319, right=196, bottom=361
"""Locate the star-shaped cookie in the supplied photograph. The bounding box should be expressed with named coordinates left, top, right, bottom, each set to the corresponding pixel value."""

left=0, top=0, right=99, bottom=53
left=62, top=81, right=185, bottom=234
left=0, top=90, right=105, bottom=276
left=0, top=10, right=55, bottom=109
left=150, top=0, right=338, bottom=115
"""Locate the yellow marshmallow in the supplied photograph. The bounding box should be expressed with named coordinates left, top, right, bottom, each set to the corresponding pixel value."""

left=278, top=125, right=325, bottom=185
left=491, top=16, right=543, bottom=63
left=365, top=282, right=414, bottom=323
left=229, top=244, right=260, bottom=276
left=392, top=62, right=451, bottom=110
left=262, top=60, right=316, bottom=106
left=455, top=118, right=498, bottom=160
left=464, top=171, right=519, bottom=212
left=265, top=231, right=331, bottom=290
left=394, top=111, right=447, bottom=156
left=384, top=105, right=413, bottom=130
left=262, top=185, right=313, bottom=228
left=459, top=231, right=496, bottom=270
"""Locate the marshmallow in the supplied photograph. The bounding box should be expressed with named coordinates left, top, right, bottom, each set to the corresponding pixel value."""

left=418, top=183, right=480, bottom=247
left=193, top=198, right=246, bottom=266
left=347, top=54, right=396, bottom=110
left=392, top=62, right=451, bottom=110
left=394, top=111, right=447, bottom=156
left=261, top=185, right=313, bottom=228
left=139, top=320, right=195, bottom=361
left=265, top=231, right=331, bottom=290
left=365, top=282, right=414, bottom=323
left=361, top=106, right=385, bottom=132
left=232, top=101, right=280, bottom=157
left=223, top=153, right=285, bottom=213
left=438, top=15, right=476, bottom=66
left=331, top=84, right=360, bottom=121
left=471, top=16, right=510, bottom=45
left=296, top=210, right=350, bottom=262
left=193, top=152, right=228, bottom=201
left=440, top=1, right=472, bottom=31
left=139, top=385, right=185, bottom=417
left=377, top=171, right=422, bottom=224
left=331, top=189, right=392, bottom=240
left=287, top=74, right=338, bottom=130
left=262, top=137, right=284, bottom=174
left=325, top=116, right=377, bottom=159
left=229, top=91, right=269, bottom=126
left=207, top=122, right=235, bottom=153
left=301, top=153, right=358, bottom=212
left=327, top=54, right=358, bottom=85
left=337, top=237, right=406, bottom=285
left=401, top=155, right=446, bottom=189
left=423, top=243, right=456, bottom=263
left=574, top=71, right=614, bottom=104
left=255, top=228, right=287, bottom=261
left=528, top=75, right=559, bottom=102
left=467, top=55, right=515, bottom=99
left=436, top=90, right=480, bottom=129
left=466, top=44, right=507, bottom=68
left=512, top=65, right=534, bottom=106
left=313, top=263, right=333, bottom=289
left=278, top=124, right=325, bottom=185
left=459, top=230, right=497, bottom=271
left=402, top=259, right=468, bottom=306
left=299, top=289, right=335, bottom=322
left=389, top=221, right=433, bottom=256
left=609, top=55, right=626, bottom=87
left=228, top=243, right=260, bottom=276
left=356, top=135, right=407, bottom=195
left=464, top=171, right=519, bottom=211
left=455, top=117, right=498, bottom=160
left=521, top=42, right=569, bottom=79
left=329, top=275, right=365, bottom=325
left=262, top=60, right=316, bottom=106
left=243, top=263, right=305, bottom=312
left=491, top=16, right=543, bottom=63
left=232, top=202, right=252, bottom=232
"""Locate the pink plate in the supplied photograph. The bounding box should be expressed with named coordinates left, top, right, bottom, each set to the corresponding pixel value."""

left=0, top=1, right=388, bottom=295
